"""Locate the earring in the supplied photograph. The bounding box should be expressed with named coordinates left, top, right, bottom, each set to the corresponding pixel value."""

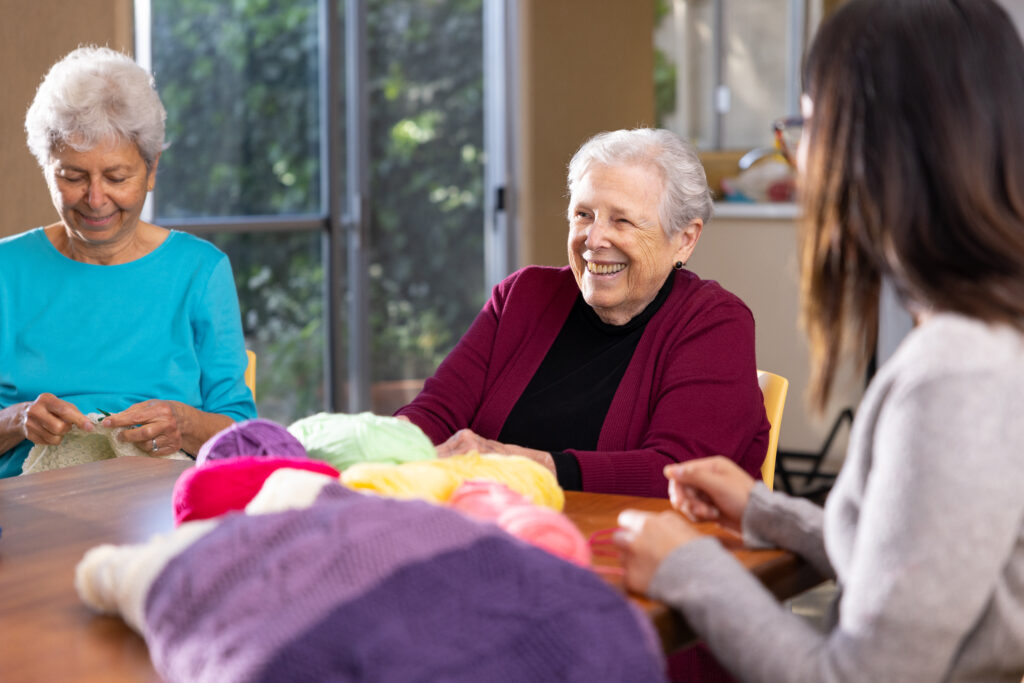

left=673, top=261, right=684, bottom=270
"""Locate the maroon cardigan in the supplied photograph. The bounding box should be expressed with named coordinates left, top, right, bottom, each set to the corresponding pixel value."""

left=397, top=266, right=769, bottom=498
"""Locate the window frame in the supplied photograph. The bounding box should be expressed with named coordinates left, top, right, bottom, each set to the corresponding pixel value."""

left=134, top=0, right=515, bottom=413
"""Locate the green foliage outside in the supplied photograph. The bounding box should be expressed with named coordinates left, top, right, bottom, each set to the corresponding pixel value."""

left=150, top=0, right=485, bottom=422
left=366, top=0, right=485, bottom=383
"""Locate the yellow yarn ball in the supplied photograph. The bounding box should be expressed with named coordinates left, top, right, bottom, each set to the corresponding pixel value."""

left=340, top=461, right=460, bottom=503
left=340, top=451, right=565, bottom=511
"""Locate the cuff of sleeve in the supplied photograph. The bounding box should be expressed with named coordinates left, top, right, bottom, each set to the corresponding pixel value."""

left=741, top=482, right=779, bottom=549
left=648, top=536, right=730, bottom=604
left=551, top=451, right=583, bottom=491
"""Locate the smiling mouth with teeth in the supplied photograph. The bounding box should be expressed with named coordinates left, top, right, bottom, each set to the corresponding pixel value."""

left=587, top=262, right=626, bottom=275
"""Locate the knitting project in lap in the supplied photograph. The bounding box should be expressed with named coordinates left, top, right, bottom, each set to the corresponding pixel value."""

left=22, top=414, right=190, bottom=475
left=76, top=480, right=665, bottom=682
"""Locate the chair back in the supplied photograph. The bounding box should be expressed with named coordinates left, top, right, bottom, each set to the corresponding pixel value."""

left=757, top=370, right=789, bottom=490
left=245, top=350, right=257, bottom=400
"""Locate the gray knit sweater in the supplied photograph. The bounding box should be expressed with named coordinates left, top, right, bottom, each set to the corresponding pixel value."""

left=649, top=313, right=1024, bottom=682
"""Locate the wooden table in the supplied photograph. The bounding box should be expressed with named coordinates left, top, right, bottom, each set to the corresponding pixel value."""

left=0, top=457, right=824, bottom=681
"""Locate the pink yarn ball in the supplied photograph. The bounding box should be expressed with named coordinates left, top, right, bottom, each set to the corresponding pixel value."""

left=448, top=480, right=529, bottom=521
left=196, top=419, right=308, bottom=466
left=497, top=504, right=592, bottom=568
left=172, top=456, right=339, bottom=525
left=448, top=480, right=591, bottom=567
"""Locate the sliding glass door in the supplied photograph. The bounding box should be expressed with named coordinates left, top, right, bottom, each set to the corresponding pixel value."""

left=138, top=0, right=502, bottom=423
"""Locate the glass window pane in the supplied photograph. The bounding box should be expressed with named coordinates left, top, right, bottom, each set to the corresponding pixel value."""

left=656, top=0, right=803, bottom=150
left=150, top=0, right=322, bottom=217
left=209, top=231, right=330, bottom=423
left=366, top=0, right=486, bottom=409
left=721, top=1, right=793, bottom=148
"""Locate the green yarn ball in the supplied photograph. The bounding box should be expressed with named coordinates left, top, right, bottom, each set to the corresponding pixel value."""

left=287, top=412, right=437, bottom=471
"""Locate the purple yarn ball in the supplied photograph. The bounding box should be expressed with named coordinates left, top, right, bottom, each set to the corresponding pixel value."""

left=196, top=419, right=308, bottom=466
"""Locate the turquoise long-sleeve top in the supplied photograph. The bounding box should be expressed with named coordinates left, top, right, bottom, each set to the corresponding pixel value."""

left=0, top=228, right=257, bottom=477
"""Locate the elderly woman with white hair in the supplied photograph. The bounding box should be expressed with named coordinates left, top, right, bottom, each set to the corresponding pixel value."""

left=0, top=46, right=256, bottom=477
left=398, top=128, right=769, bottom=497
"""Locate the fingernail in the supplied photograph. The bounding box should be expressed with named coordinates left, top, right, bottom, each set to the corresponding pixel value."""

left=101, top=419, right=111, bottom=427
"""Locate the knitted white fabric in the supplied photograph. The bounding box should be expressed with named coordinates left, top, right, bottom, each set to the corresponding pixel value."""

left=22, top=413, right=190, bottom=475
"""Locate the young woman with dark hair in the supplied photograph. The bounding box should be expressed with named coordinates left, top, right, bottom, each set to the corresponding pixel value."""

left=614, top=1, right=1024, bottom=680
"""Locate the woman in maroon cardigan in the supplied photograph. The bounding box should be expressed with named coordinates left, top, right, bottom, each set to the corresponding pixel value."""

left=397, top=128, right=768, bottom=498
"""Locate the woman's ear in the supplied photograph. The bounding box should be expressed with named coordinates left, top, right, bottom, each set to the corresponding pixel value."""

left=147, top=152, right=162, bottom=192
left=674, top=218, right=703, bottom=265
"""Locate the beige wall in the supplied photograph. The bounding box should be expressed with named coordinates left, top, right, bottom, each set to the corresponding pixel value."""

left=0, top=0, right=133, bottom=239
left=515, top=0, right=655, bottom=267
left=688, top=214, right=861, bottom=460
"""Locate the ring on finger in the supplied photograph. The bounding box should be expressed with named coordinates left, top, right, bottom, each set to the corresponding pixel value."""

left=151, top=438, right=158, bottom=453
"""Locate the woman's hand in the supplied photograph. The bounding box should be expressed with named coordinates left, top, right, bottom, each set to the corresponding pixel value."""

left=612, top=509, right=703, bottom=594
left=664, top=455, right=756, bottom=534
left=436, top=428, right=556, bottom=476
left=101, top=400, right=186, bottom=455
left=11, top=393, right=93, bottom=447
left=100, top=400, right=231, bottom=456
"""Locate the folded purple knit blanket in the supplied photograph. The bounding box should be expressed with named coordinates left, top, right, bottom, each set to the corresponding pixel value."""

left=76, top=481, right=665, bottom=682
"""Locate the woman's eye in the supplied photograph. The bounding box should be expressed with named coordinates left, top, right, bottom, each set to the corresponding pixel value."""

left=107, top=177, right=127, bottom=184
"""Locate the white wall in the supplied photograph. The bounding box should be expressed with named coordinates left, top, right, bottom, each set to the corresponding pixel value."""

left=687, top=209, right=861, bottom=464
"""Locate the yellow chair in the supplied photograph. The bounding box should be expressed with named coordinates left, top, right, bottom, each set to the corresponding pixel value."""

left=245, top=350, right=257, bottom=400
left=757, top=370, right=789, bottom=490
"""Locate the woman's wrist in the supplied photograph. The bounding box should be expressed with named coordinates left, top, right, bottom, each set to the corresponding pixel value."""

left=0, top=403, right=30, bottom=453
left=173, top=402, right=232, bottom=455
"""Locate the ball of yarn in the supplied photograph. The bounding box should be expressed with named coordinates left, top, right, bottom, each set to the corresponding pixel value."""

left=448, top=480, right=529, bottom=521
left=288, top=412, right=436, bottom=470
left=497, top=503, right=592, bottom=568
left=447, top=480, right=590, bottom=567
left=340, top=461, right=461, bottom=503
left=341, top=452, right=564, bottom=511
left=196, top=419, right=308, bottom=466
left=437, top=453, right=565, bottom=510
left=173, top=456, right=340, bottom=525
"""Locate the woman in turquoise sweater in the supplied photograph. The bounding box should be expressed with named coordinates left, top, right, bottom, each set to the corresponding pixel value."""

left=0, top=47, right=256, bottom=477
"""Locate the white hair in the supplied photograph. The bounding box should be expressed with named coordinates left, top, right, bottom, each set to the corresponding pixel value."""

left=25, top=46, right=167, bottom=168
left=567, top=128, right=713, bottom=236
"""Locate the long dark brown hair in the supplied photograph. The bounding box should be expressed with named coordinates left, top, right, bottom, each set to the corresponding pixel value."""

left=799, top=0, right=1024, bottom=411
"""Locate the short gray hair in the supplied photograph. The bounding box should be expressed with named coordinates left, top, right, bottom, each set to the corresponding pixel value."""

left=567, top=128, right=713, bottom=236
left=25, top=46, right=167, bottom=168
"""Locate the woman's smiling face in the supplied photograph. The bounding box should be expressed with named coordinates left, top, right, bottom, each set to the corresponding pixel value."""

left=567, top=162, right=698, bottom=325
left=45, top=137, right=157, bottom=246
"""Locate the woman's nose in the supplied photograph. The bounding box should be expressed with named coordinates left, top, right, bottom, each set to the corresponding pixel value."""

left=584, top=216, right=612, bottom=250
left=86, top=179, right=108, bottom=208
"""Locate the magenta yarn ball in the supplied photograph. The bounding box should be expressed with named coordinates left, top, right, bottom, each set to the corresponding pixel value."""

left=196, top=419, right=309, bottom=466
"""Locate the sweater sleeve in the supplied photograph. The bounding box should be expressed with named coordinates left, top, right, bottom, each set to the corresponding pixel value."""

left=649, top=368, right=1024, bottom=683
left=191, top=255, right=257, bottom=422
left=742, top=483, right=834, bottom=579
left=567, top=299, right=769, bottom=497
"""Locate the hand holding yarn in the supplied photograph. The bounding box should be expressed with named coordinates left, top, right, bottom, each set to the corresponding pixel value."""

left=664, top=455, right=755, bottom=533
left=18, top=393, right=93, bottom=446
left=612, top=508, right=701, bottom=594
left=101, top=399, right=185, bottom=456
